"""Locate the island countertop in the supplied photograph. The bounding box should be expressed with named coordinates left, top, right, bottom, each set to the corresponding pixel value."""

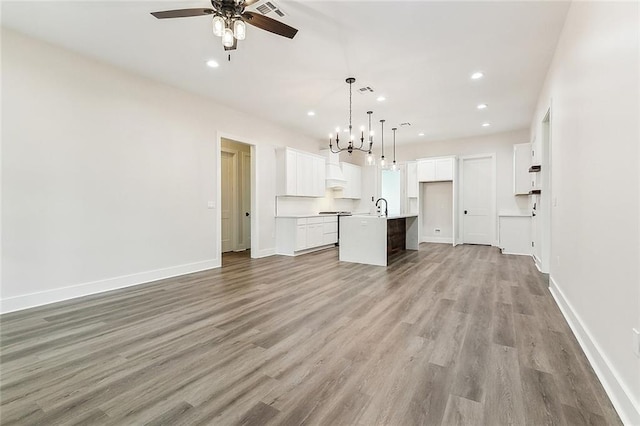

left=339, top=214, right=419, bottom=266
left=350, top=213, right=419, bottom=220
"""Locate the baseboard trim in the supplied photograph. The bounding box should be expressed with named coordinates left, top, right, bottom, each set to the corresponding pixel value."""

left=0, top=259, right=220, bottom=314
left=533, top=255, right=543, bottom=272
left=420, top=236, right=454, bottom=244
left=500, top=250, right=531, bottom=256
left=253, top=248, right=276, bottom=258
left=549, top=277, right=640, bottom=425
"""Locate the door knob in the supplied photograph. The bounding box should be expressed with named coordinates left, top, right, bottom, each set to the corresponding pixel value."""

left=464, top=210, right=468, bottom=214
left=245, top=212, right=250, bottom=217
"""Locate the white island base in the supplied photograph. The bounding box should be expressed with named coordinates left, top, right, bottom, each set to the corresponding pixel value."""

left=339, top=214, right=419, bottom=266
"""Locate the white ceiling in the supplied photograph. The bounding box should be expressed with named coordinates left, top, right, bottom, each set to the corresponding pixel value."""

left=1, top=0, right=571, bottom=145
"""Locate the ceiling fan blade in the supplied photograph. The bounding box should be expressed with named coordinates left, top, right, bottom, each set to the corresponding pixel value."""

left=242, top=0, right=260, bottom=6
left=241, top=11, right=298, bottom=39
left=151, top=9, right=214, bottom=19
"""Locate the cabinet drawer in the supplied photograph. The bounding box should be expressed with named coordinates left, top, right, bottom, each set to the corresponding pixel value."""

left=296, top=218, right=307, bottom=226
left=323, top=222, right=338, bottom=234
left=307, top=217, right=324, bottom=225
left=323, top=232, right=337, bottom=245
left=323, top=216, right=338, bottom=223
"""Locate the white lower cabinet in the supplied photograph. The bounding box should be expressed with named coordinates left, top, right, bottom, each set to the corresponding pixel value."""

left=277, top=216, right=338, bottom=255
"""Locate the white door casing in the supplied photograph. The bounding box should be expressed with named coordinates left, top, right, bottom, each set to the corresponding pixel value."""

left=241, top=151, right=251, bottom=250
left=460, top=154, right=496, bottom=245
left=221, top=149, right=237, bottom=253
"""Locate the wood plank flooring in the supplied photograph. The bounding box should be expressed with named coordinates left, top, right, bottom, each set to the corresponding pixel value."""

left=0, top=244, right=622, bottom=425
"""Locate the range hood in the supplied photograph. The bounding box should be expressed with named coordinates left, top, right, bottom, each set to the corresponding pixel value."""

left=320, top=149, right=346, bottom=189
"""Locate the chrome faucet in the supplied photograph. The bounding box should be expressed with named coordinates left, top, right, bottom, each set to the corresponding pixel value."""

left=375, top=198, right=388, bottom=217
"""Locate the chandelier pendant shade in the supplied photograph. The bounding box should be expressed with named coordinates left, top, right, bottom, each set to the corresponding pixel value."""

left=329, top=78, right=374, bottom=157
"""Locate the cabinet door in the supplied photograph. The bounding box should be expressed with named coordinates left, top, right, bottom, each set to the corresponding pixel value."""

left=313, top=157, right=326, bottom=197
left=435, top=158, right=454, bottom=181
left=285, top=149, right=297, bottom=196
left=295, top=225, right=307, bottom=250
left=307, top=223, right=324, bottom=248
left=417, top=159, right=435, bottom=181
left=406, top=161, right=418, bottom=197
left=513, top=143, right=531, bottom=195
left=296, top=153, right=313, bottom=196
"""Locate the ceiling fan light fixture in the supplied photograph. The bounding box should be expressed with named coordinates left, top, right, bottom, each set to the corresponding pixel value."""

left=233, top=20, right=246, bottom=40
left=222, top=27, right=235, bottom=47
left=212, top=15, right=225, bottom=37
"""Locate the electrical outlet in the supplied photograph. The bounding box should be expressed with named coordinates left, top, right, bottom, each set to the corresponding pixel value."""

left=633, top=328, right=640, bottom=357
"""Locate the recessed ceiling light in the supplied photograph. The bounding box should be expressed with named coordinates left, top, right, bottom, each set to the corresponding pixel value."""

left=307, top=111, right=316, bottom=116
left=482, top=122, right=491, bottom=127
left=477, top=103, right=488, bottom=109
left=418, top=132, right=425, bottom=136
left=206, top=59, right=219, bottom=68
left=376, top=96, right=386, bottom=102
left=471, top=71, right=484, bottom=80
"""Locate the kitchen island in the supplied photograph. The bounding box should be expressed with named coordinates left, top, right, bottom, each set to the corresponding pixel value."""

left=339, top=214, right=419, bottom=266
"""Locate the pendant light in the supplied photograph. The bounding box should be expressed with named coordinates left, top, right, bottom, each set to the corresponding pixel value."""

left=222, top=27, right=235, bottom=47
left=212, top=16, right=225, bottom=37
left=233, top=20, right=246, bottom=40
left=379, top=119, right=386, bottom=167
left=391, top=127, right=397, bottom=170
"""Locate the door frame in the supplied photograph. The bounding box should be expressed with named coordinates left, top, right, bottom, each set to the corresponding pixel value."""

left=216, top=132, right=257, bottom=266
left=458, top=153, right=497, bottom=246
left=239, top=150, right=251, bottom=251
left=221, top=147, right=238, bottom=253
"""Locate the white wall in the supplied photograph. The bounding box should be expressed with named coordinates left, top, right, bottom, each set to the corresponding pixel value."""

left=399, top=129, right=530, bottom=221
left=0, top=29, right=321, bottom=313
left=530, top=2, right=640, bottom=423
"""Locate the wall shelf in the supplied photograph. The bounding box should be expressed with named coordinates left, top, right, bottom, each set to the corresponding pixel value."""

left=529, top=165, right=542, bottom=172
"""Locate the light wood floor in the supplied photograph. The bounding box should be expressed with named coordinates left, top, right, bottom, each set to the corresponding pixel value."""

left=0, top=244, right=621, bottom=425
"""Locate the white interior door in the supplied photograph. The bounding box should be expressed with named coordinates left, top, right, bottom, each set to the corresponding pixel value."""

left=461, top=156, right=493, bottom=245
left=221, top=150, right=236, bottom=253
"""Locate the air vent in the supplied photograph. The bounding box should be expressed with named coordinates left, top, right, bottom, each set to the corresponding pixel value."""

left=256, top=1, right=286, bottom=17
left=358, top=86, right=374, bottom=94
left=400, top=122, right=411, bottom=127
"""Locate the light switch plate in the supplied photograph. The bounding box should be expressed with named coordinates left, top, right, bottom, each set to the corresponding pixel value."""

left=207, top=201, right=215, bottom=209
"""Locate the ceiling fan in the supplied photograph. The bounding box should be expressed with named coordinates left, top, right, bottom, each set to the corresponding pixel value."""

left=151, top=0, right=298, bottom=53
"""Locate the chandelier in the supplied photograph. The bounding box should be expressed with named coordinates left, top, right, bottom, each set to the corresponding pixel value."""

left=329, top=78, right=374, bottom=162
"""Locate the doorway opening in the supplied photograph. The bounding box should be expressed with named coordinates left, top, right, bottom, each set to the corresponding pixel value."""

left=460, top=154, right=496, bottom=245
left=221, top=138, right=252, bottom=262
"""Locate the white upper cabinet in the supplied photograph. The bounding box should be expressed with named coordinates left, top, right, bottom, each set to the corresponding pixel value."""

left=417, top=159, right=435, bottom=181
left=337, top=162, right=362, bottom=199
left=417, top=156, right=454, bottom=182
left=276, top=148, right=326, bottom=197
left=406, top=161, right=418, bottom=198
left=513, top=143, right=531, bottom=195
